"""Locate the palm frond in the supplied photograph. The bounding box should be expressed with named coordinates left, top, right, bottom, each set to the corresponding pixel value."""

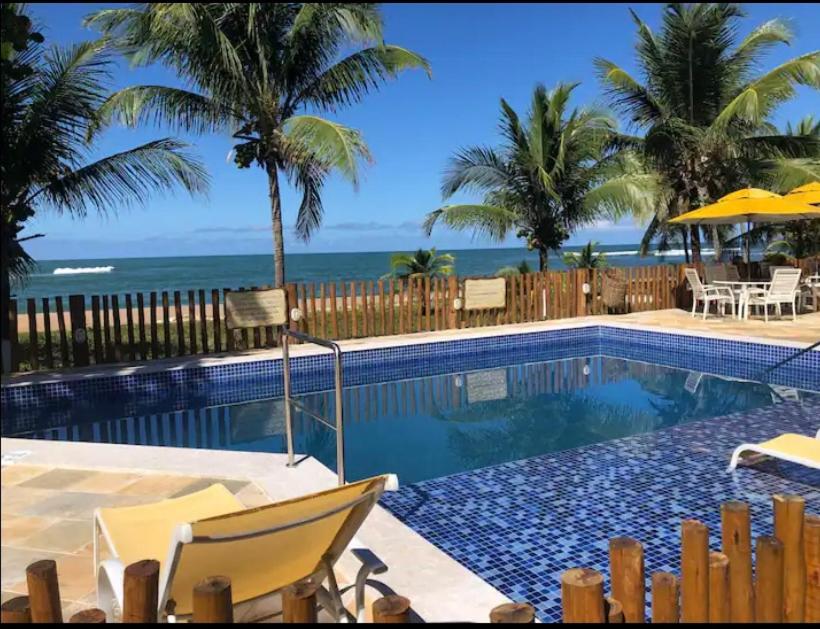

left=423, top=204, right=518, bottom=241
left=441, top=147, right=509, bottom=198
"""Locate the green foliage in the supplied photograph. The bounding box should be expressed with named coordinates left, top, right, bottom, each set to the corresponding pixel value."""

left=87, top=3, right=430, bottom=285
left=424, top=83, right=652, bottom=270
left=562, top=241, right=609, bottom=269
left=595, top=4, right=820, bottom=260
left=496, top=260, right=532, bottom=277
left=388, top=248, right=455, bottom=279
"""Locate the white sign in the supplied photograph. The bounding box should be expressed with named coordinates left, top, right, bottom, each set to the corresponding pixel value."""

left=463, top=278, right=506, bottom=310
left=225, top=288, right=288, bottom=329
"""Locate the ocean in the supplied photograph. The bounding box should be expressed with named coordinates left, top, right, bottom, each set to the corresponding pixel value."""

left=14, top=244, right=726, bottom=309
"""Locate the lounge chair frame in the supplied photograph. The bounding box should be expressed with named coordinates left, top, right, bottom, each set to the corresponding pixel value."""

left=727, top=430, right=820, bottom=472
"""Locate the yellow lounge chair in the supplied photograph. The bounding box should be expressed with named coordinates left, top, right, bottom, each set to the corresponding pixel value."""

left=727, top=431, right=820, bottom=472
left=94, top=475, right=397, bottom=622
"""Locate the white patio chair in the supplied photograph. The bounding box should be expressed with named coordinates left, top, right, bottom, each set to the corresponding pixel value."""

left=800, top=275, right=819, bottom=312
left=684, top=268, right=735, bottom=320
left=746, top=268, right=802, bottom=322
left=725, top=265, right=741, bottom=281
left=703, top=264, right=726, bottom=283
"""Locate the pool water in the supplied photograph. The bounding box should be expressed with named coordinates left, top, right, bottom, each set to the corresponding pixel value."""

left=8, top=355, right=815, bottom=484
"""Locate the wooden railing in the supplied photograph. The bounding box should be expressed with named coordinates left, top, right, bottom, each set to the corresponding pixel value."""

left=6, top=256, right=816, bottom=374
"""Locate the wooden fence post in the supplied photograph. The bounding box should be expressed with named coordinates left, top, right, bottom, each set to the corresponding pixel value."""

left=680, top=519, right=709, bottom=622
left=282, top=581, right=319, bottom=623
left=286, top=284, right=299, bottom=335
left=68, top=294, right=89, bottom=367
left=8, top=298, right=19, bottom=373
left=489, top=602, right=535, bottom=623
left=26, top=298, right=38, bottom=370
left=605, top=597, right=625, bottom=623
left=806, top=514, right=820, bottom=622
left=609, top=536, right=644, bottom=623
left=562, top=568, right=605, bottom=623
left=1, top=596, right=31, bottom=623
left=721, top=500, right=754, bottom=622
left=122, top=559, right=159, bottom=623
left=26, top=560, right=62, bottom=623
left=69, top=608, right=107, bottom=623
left=372, top=595, right=411, bottom=623
left=708, top=552, right=730, bottom=623
left=774, top=494, right=806, bottom=622
left=651, top=572, right=679, bottom=623
left=755, top=536, right=784, bottom=622
left=192, top=576, right=233, bottom=623
left=448, top=276, right=459, bottom=330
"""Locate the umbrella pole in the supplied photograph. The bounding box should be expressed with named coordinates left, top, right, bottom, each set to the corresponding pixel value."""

left=745, top=220, right=751, bottom=280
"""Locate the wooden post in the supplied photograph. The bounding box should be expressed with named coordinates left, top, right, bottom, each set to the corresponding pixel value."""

left=9, top=298, right=20, bottom=372
left=721, top=500, right=754, bottom=622
left=26, top=559, right=62, bottom=623
left=286, top=284, right=299, bottom=335
left=1, top=596, right=31, bottom=623
left=651, top=572, right=679, bottom=623
left=448, top=276, right=459, bottom=330
left=41, top=298, right=53, bottom=368
left=122, top=559, right=159, bottom=623
left=609, top=536, right=644, bottom=623
left=773, top=494, right=806, bottom=622
left=69, top=608, right=106, bottom=623
left=806, top=514, right=820, bottom=622
left=561, top=568, right=605, bottom=623
left=755, top=536, right=784, bottom=623
left=680, top=519, right=709, bottom=622
left=708, top=552, right=730, bottom=623
left=372, top=595, right=411, bottom=623
left=605, top=597, right=625, bottom=623
left=192, top=576, right=233, bottom=623
left=282, top=581, right=319, bottom=623
left=26, top=298, right=38, bottom=370
left=489, top=602, right=535, bottom=623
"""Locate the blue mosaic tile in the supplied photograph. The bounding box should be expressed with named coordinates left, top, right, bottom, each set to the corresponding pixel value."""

left=380, top=401, right=820, bottom=622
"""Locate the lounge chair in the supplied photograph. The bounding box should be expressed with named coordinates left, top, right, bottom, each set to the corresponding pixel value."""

left=684, top=268, right=735, bottom=319
left=95, top=475, right=397, bottom=622
left=727, top=432, right=820, bottom=472
left=745, top=268, right=802, bottom=321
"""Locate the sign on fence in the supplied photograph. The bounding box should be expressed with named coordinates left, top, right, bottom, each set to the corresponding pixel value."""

left=225, top=288, right=288, bottom=330
left=463, top=278, right=506, bottom=310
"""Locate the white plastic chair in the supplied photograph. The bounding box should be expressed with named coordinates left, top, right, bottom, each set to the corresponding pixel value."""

left=684, top=268, right=735, bottom=319
left=746, top=268, right=802, bottom=321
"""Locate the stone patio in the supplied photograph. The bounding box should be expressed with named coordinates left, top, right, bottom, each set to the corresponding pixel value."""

left=0, top=464, right=269, bottom=619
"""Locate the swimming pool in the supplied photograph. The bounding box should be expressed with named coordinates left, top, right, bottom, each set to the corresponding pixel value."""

left=3, top=325, right=818, bottom=485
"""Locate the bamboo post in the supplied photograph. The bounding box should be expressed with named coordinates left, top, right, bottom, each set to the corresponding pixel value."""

left=562, top=568, right=605, bottom=623
left=773, top=494, right=806, bottom=622
left=605, top=597, right=625, bottom=623
left=680, top=519, right=709, bottom=622
left=708, top=552, right=730, bottom=623
left=720, top=500, right=754, bottom=622
left=192, top=576, right=233, bottom=623
left=489, top=602, right=535, bottom=623
left=1, top=596, right=31, bottom=623
left=609, top=536, right=645, bottom=623
left=755, top=536, right=784, bottom=623
left=806, top=514, right=820, bottom=622
left=122, top=559, right=159, bottom=623
left=282, top=581, right=319, bottom=623
left=651, top=572, right=679, bottom=623
left=448, top=276, right=459, bottom=329
left=69, top=609, right=106, bottom=623
left=68, top=294, right=89, bottom=367
left=372, top=595, right=411, bottom=623
left=26, top=560, right=62, bottom=623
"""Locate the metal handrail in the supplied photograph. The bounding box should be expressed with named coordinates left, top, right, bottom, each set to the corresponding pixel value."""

left=755, top=339, right=820, bottom=383
left=281, top=327, right=346, bottom=485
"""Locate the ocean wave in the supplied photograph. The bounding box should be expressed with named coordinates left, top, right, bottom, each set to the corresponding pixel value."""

left=52, top=266, right=114, bottom=275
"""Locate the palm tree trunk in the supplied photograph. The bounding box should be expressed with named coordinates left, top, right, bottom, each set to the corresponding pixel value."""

left=689, top=225, right=702, bottom=264
left=539, top=249, right=548, bottom=272
left=265, top=161, right=286, bottom=288
left=681, top=228, right=690, bottom=264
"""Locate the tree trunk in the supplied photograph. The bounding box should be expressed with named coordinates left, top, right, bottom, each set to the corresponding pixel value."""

left=1, top=235, right=11, bottom=374
left=266, top=161, right=285, bottom=288
left=539, top=249, right=548, bottom=272
left=689, top=225, right=702, bottom=264
left=682, top=229, right=690, bottom=264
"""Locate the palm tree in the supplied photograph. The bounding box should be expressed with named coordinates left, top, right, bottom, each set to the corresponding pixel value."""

left=595, top=4, right=820, bottom=263
left=388, top=248, right=455, bottom=280
left=423, top=83, right=657, bottom=271
left=1, top=5, right=207, bottom=372
left=496, top=259, right=532, bottom=277
left=87, top=3, right=430, bottom=287
left=562, top=241, right=609, bottom=269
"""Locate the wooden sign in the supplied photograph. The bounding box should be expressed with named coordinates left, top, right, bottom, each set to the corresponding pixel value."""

left=225, top=288, right=287, bottom=329
left=463, top=278, right=506, bottom=310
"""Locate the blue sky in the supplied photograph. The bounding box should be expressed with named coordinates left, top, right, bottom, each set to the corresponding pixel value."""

left=24, top=3, right=820, bottom=260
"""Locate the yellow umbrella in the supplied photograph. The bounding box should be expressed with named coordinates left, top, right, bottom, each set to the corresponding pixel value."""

left=670, top=188, right=820, bottom=277
left=785, top=181, right=820, bottom=205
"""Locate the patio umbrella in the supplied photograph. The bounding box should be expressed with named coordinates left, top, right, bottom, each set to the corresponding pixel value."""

left=785, top=181, right=820, bottom=205
left=670, top=188, right=820, bottom=278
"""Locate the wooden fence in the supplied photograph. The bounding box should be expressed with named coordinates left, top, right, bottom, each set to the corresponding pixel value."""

left=6, top=263, right=695, bottom=374
left=7, top=256, right=817, bottom=373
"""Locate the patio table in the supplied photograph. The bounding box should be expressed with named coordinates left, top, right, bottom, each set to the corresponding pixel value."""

left=713, top=280, right=771, bottom=320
